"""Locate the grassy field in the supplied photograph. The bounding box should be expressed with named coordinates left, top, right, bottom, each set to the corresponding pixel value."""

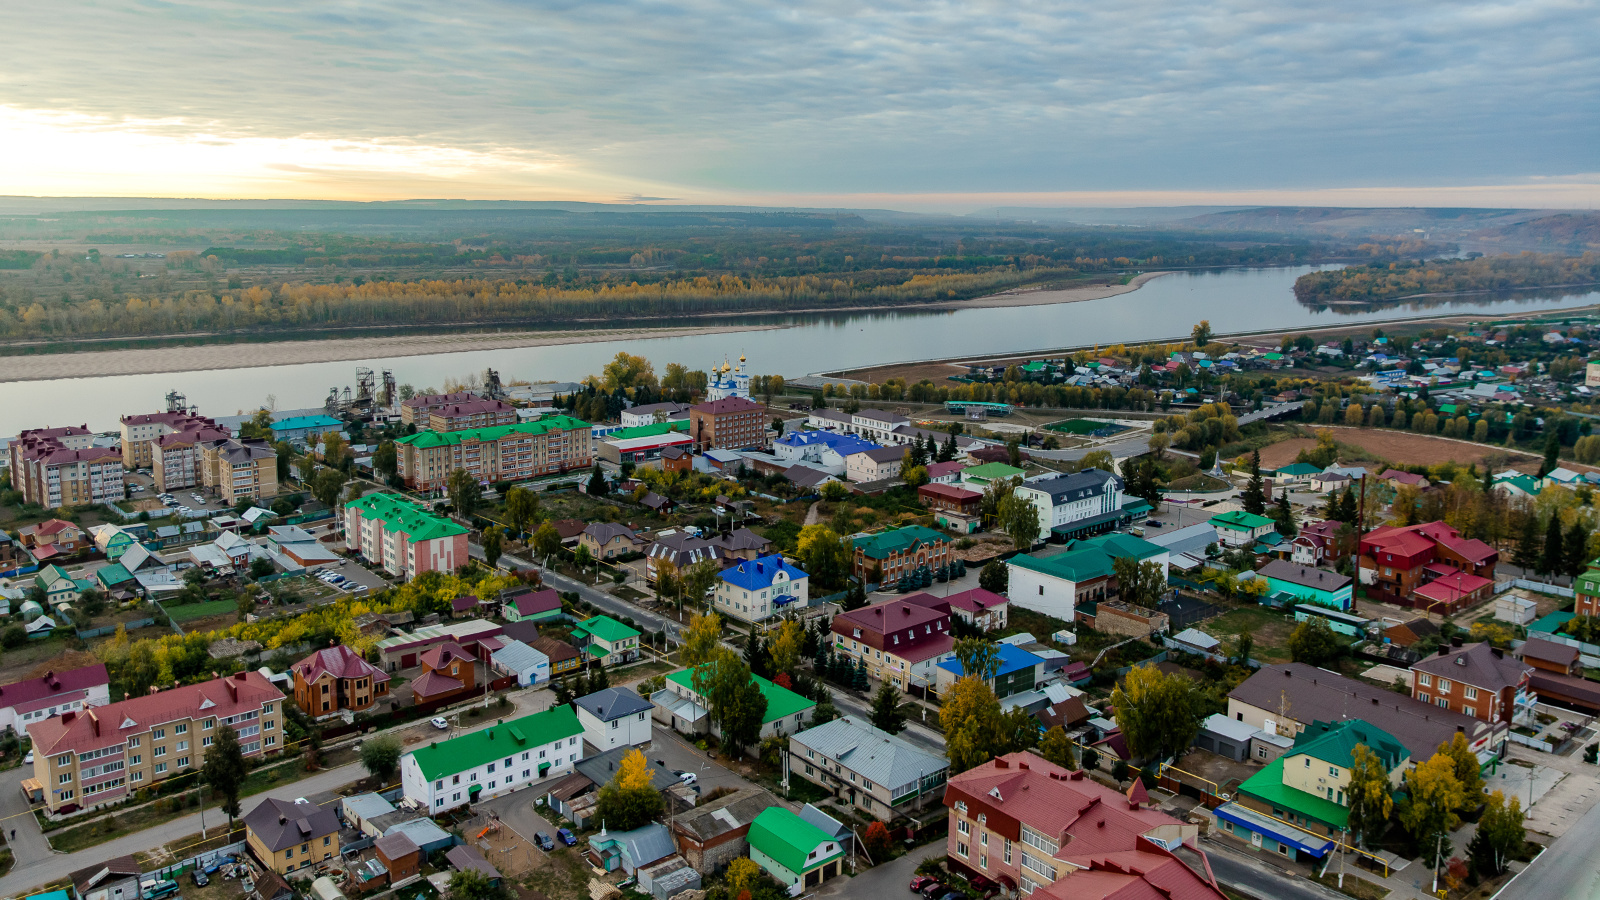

left=165, top=598, right=240, bottom=623
left=1045, top=418, right=1127, bottom=436
left=1200, top=606, right=1295, bottom=663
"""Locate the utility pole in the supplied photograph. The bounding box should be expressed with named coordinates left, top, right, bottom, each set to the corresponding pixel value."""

left=1431, top=831, right=1444, bottom=894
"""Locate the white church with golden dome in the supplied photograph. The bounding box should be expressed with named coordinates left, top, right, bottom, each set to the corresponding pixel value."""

left=706, top=355, right=752, bottom=401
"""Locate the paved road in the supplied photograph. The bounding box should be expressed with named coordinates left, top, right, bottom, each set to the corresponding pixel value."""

left=0, top=768, right=52, bottom=873
left=1202, top=839, right=1348, bottom=900
left=1498, top=794, right=1600, bottom=900
left=815, top=840, right=938, bottom=896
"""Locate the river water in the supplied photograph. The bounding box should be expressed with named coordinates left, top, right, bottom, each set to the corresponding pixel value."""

left=6, top=265, right=1600, bottom=435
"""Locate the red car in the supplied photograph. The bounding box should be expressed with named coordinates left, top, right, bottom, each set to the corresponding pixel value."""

left=910, top=876, right=939, bottom=893
left=968, top=875, right=1000, bottom=897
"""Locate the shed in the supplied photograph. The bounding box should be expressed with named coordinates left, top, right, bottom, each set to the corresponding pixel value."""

left=444, top=846, right=501, bottom=886
left=1195, top=713, right=1257, bottom=762
left=383, top=818, right=455, bottom=855
left=636, top=856, right=702, bottom=900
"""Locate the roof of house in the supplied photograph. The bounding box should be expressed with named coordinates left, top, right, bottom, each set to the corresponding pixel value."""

left=1520, top=637, right=1580, bottom=667
left=69, top=855, right=142, bottom=894
left=574, top=686, right=654, bottom=722
left=672, top=787, right=780, bottom=842
left=835, top=597, right=947, bottom=636
left=855, top=408, right=910, bottom=425
left=925, top=461, right=969, bottom=479
left=1412, top=642, right=1531, bottom=690
left=1022, top=469, right=1122, bottom=505
left=274, top=414, right=345, bottom=431
left=244, top=797, right=340, bottom=851
left=851, top=525, right=950, bottom=560
left=506, top=588, right=561, bottom=618
left=667, top=663, right=814, bottom=724
left=0, top=663, right=109, bottom=712
left=1036, top=696, right=1092, bottom=731
left=1031, top=840, right=1227, bottom=900
left=419, top=641, right=475, bottom=672
left=444, top=845, right=501, bottom=880
left=1210, top=510, right=1276, bottom=530
left=1383, top=619, right=1439, bottom=646
left=1412, top=568, right=1495, bottom=606
left=530, top=636, right=580, bottom=664
left=711, top=528, right=771, bottom=553
left=583, top=522, right=640, bottom=546
left=374, top=831, right=421, bottom=861
left=491, top=639, right=548, bottom=674
left=848, top=445, right=907, bottom=464
left=405, top=705, right=584, bottom=781
left=748, top=807, right=841, bottom=874
left=1289, top=718, right=1409, bottom=770
left=791, top=715, right=948, bottom=789
left=719, top=555, right=806, bottom=591
left=1237, top=755, right=1354, bottom=829
left=1381, top=469, right=1430, bottom=487
left=395, top=416, right=591, bottom=449
left=918, top=483, right=982, bottom=502
left=943, top=587, right=1008, bottom=614
left=1009, top=533, right=1164, bottom=583
left=692, top=397, right=763, bottom=415
left=937, top=643, right=1042, bottom=680
left=963, top=462, right=1026, bottom=481
left=28, top=671, right=280, bottom=756
left=344, top=493, right=467, bottom=542
left=292, top=646, right=389, bottom=685
left=572, top=615, right=640, bottom=645
left=409, top=670, right=465, bottom=700
left=785, top=465, right=835, bottom=488
left=1257, top=560, right=1352, bottom=592
left=1273, top=463, right=1323, bottom=476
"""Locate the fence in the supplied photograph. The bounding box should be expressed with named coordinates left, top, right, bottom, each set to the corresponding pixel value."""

left=1112, top=650, right=1168, bottom=678
left=287, top=509, right=335, bottom=526
left=147, top=839, right=250, bottom=881
left=1159, top=636, right=1262, bottom=670
left=1508, top=732, right=1557, bottom=753
left=76, top=617, right=156, bottom=640
left=1495, top=578, right=1574, bottom=598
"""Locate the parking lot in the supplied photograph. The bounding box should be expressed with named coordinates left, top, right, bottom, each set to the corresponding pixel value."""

left=308, top=557, right=390, bottom=594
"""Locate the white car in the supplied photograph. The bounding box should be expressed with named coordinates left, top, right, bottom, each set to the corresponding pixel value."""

left=23, top=751, right=33, bottom=764
left=430, top=717, right=449, bottom=730
left=177, top=506, right=191, bottom=513
left=676, top=771, right=698, bottom=785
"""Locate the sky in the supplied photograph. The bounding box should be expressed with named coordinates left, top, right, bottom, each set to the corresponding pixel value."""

left=3, top=0, right=1598, bottom=211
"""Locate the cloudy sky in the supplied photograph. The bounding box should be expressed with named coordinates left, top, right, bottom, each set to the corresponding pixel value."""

left=4, top=0, right=1597, bottom=209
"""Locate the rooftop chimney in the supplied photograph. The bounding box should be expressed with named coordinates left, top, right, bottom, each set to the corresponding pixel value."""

left=279, top=814, right=287, bottom=825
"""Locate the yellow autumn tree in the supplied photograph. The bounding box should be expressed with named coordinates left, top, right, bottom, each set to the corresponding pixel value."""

left=726, top=858, right=762, bottom=896
left=770, top=620, right=803, bottom=676
left=681, top=612, right=723, bottom=667
left=595, top=748, right=662, bottom=829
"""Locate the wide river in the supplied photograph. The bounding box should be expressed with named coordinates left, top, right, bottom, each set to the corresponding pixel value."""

left=6, top=265, right=1600, bottom=435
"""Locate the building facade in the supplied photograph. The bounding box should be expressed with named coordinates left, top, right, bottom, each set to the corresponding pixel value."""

left=850, top=526, right=954, bottom=582
left=152, top=424, right=231, bottom=492
left=1410, top=642, right=1533, bottom=725
left=788, top=715, right=947, bottom=818
left=399, top=705, right=585, bottom=812
left=10, top=427, right=124, bottom=509
left=119, top=411, right=220, bottom=469
left=1006, top=533, right=1168, bottom=622
left=395, top=417, right=593, bottom=491
left=291, top=646, right=390, bottom=718
left=345, top=493, right=470, bottom=581
left=199, top=438, right=279, bottom=503
left=845, top=446, right=906, bottom=483
left=714, top=555, right=809, bottom=625
left=574, top=687, right=654, bottom=752
left=830, top=595, right=955, bottom=691
left=689, top=397, right=765, bottom=451
left=245, top=797, right=341, bottom=875
left=569, top=616, right=642, bottom=666
left=1013, top=469, right=1125, bottom=535
left=425, top=399, right=518, bottom=432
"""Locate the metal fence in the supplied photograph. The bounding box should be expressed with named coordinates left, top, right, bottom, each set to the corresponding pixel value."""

left=1495, top=578, right=1574, bottom=598
left=76, top=617, right=156, bottom=639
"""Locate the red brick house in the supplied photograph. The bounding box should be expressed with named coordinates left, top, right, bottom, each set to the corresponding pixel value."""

left=292, top=646, right=390, bottom=718
left=689, top=397, right=765, bottom=451
left=1358, top=522, right=1498, bottom=610
left=918, top=483, right=982, bottom=516
left=411, top=642, right=478, bottom=706
left=1410, top=642, right=1531, bottom=725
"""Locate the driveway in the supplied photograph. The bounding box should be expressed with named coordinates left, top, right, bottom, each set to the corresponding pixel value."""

left=814, top=841, right=939, bottom=897
left=0, top=766, right=52, bottom=870
left=649, top=730, right=778, bottom=804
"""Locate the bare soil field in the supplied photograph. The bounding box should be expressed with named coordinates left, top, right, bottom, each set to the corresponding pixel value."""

left=1259, top=427, right=1539, bottom=470
left=827, top=360, right=969, bottom=385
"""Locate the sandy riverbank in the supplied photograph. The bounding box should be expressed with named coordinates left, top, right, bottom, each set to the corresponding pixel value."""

left=928, top=270, right=1173, bottom=309
left=0, top=324, right=781, bottom=383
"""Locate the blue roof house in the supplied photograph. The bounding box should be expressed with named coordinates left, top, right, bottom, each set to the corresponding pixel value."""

left=713, top=554, right=809, bottom=625
left=934, top=643, right=1043, bottom=699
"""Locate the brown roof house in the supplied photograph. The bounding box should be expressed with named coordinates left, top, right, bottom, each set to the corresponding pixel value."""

left=581, top=523, right=645, bottom=561
left=411, top=642, right=478, bottom=706
left=375, top=832, right=422, bottom=884
left=292, top=645, right=390, bottom=719
left=1518, top=637, right=1581, bottom=676
left=1382, top=618, right=1439, bottom=648
left=245, top=797, right=341, bottom=875
left=70, top=854, right=141, bottom=900
left=670, top=787, right=781, bottom=874
left=1411, top=642, right=1532, bottom=726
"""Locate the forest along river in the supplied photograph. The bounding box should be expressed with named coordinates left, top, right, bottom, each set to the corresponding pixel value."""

left=5, top=264, right=1600, bottom=435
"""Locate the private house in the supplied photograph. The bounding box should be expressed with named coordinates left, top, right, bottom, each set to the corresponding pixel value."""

left=1411, top=642, right=1533, bottom=725
left=574, top=686, right=654, bottom=752
left=245, top=797, right=342, bottom=875
left=689, top=397, right=766, bottom=451
left=850, top=525, right=954, bottom=582
left=845, top=446, right=906, bottom=483
left=1574, top=558, right=1600, bottom=617
left=942, top=752, right=1219, bottom=900
left=1221, top=719, right=1408, bottom=860
left=532, top=636, right=582, bottom=677
left=1270, top=463, right=1322, bottom=485
left=344, top=493, right=469, bottom=582
left=621, top=402, right=691, bottom=428
left=747, top=807, right=845, bottom=890
left=1381, top=618, right=1439, bottom=649
left=1290, top=519, right=1345, bottom=567
left=652, top=664, right=814, bottom=748
left=918, top=483, right=982, bottom=517
left=772, top=431, right=880, bottom=477
left=35, top=565, right=82, bottom=607
left=69, top=855, right=142, bottom=900
left=934, top=643, right=1043, bottom=699
left=570, top=615, right=641, bottom=666
left=399, top=705, right=585, bottom=812
left=1209, top=510, right=1277, bottom=548
left=713, top=554, right=809, bottom=625
left=374, top=620, right=504, bottom=672
left=1013, top=468, right=1130, bottom=541
left=708, top=528, right=771, bottom=561
left=960, top=462, right=1025, bottom=488
left=1381, top=469, right=1430, bottom=491
left=944, top=587, right=1009, bottom=631
left=1255, top=560, right=1353, bottom=611
left=830, top=595, right=955, bottom=692
left=19, top=520, right=84, bottom=561
left=373, top=832, right=422, bottom=885
left=490, top=639, right=550, bottom=687
left=291, top=646, right=390, bottom=719
left=27, top=671, right=284, bottom=814
left=1519, top=637, right=1581, bottom=676
left=587, top=822, right=677, bottom=877
left=1228, top=663, right=1501, bottom=762
left=671, top=787, right=780, bottom=874
left=645, top=529, right=719, bottom=583
left=788, top=715, right=948, bottom=818
left=0, top=663, right=110, bottom=737
left=580, top=523, right=644, bottom=560
left=1005, top=533, right=1168, bottom=622
left=89, top=524, right=138, bottom=562
left=1358, top=521, right=1498, bottom=609
left=926, top=460, right=969, bottom=484
left=410, top=642, right=478, bottom=706
left=500, top=587, right=563, bottom=624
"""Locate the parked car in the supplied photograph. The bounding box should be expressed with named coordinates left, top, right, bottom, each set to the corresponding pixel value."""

left=1145, top=519, right=1163, bottom=527
left=910, top=876, right=938, bottom=892
left=534, top=832, right=555, bottom=851
left=968, top=875, right=999, bottom=896
left=430, top=717, right=449, bottom=730
left=557, top=828, right=577, bottom=846
left=23, top=751, right=32, bottom=764
left=191, top=871, right=209, bottom=888
left=676, top=771, right=698, bottom=785
left=919, top=882, right=947, bottom=899
left=142, top=880, right=181, bottom=900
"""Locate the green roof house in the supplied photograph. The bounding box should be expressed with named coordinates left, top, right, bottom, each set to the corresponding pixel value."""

left=850, top=525, right=954, bottom=584
left=569, top=615, right=641, bottom=665
left=748, top=807, right=846, bottom=889
left=95, top=562, right=135, bottom=593
left=399, top=705, right=585, bottom=812
left=1231, top=719, right=1408, bottom=850
left=1270, top=462, right=1322, bottom=483
left=656, top=663, right=815, bottom=752
left=34, top=565, right=79, bottom=607
left=960, top=462, right=1026, bottom=487
left=1210, top=510, right=1278, bottom=548
left=1005, top=532, right=1168, bottom=621
left=1492, top=472, right=1541, bottom=499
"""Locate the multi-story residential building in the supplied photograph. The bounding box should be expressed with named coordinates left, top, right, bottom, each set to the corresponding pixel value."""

left=944, top=587, right=1009, bottom=632
left=850, top=525, right=953, bottom=582
left=399, top=391, right=478, bottom=425
left=848, top=409, right=910, bottom=444
left=399, top=705, right=585, bottom=812
left=27, top=671, right=283, bottom=814
left=1411, top=641, right=1532, bottom=725
left=119, top=411, right=220, bottom=469
left=1222, top=719, right=1409, bottom=861
left=291, top=646, right=390, bottom=719
left=1358, top=521, right=1498, bottom=610
left=394, top=417, right=592, bottom=492
left=345, top=493, right=469, bottom=581
left=199, top=438, right=278, bottom=503
left=714, top=555, right=809, bottom=625
left=1013, top=468, right=1128, bottom=541
left=570, top=615, right=641, bottom=666
left=244, top=797, right=341, bottom=874
left=152, top=424, right=231, bottom=491
left=574, top=686, right=654, bottom=752
left=845, top=446, right=906, bottom=483
left=788, top=715, right=947, bottom=819
left=943, top=752, right=1219, bottom=900
left=830, top=595, right=955, bottom=691
left=0, top=663, right=110, bottom=736
left=1006, top=533, right=1168, bottom=622
left=10, top=427, right=123, bottom=509
left=689, top=397, right=766, bottom=451
left=425, top=399, right=518, bottom=433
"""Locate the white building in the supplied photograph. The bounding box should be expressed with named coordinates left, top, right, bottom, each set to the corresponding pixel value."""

left=400, top=705, right=584, bottom=813
left=574, top=687, right=654, bottom=752
left=1005, top=533, right=1170, bottom=622
left=620, top=402, right=691, bottom=428
left=0, top=664, right=111, bottom=735
left=490, top=639, right=551, bottom=687
left=713, top=554, right=810, bottom=625
left=1013, top=469, right=1124, bottom=534
left=850, top=409, right=910, bottom=443
left=771, top=431, right=880, bottom=477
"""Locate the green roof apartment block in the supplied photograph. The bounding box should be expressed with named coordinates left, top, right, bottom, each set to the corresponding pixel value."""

left=399, top=705, right=584, bottom=812
left=344, top=493, right=470, bottom=582
left=748, top=807, right=845, bottom=889
left=850, top=525, right=954, bottom=583
left=570, top=615, right=642, bottom=665
left=394, top=415, right=593, bottom=492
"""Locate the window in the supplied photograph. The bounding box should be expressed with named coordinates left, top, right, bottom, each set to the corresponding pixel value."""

left=1004, top=839, right=1012, bottom=864
left=1419, top=674, right=1432, bottom=687
left=204, top=718, right=215, bottom=730
left=1329, top=766, right=1338, bottom=776
left=130, top=754, right=141, bottom=765
left=175, top=723, right=188, bottom=734
left=131, top=771, right=142, bottom=783
left=1439, top=679, right=1452, bottom=692
left=979, top=855, right=987, bottom=870
left=154, top=746, right=167, bottom=758
left=1436, top=697, right=1450, bottom=708
left=1463, top=706, right=1476, bottom=718
left=128, top=737, right=140, bottom=748
left=177, top=757, right=189, bottom=768
left=58, top=773, right=72, bottom=784
left=177, top=741, right=188, bottom=751
left=155, top=762, right=167, bottom=774
left=1419, top=693, right=1431, bottom=704
left=1464, top=686, right=1479, bottom=700
left=956, top=841, right=969, bottom=858
left=957, top=819, right=969, bottom=836
left=203, top=736, right=213, bottom=747
left=153, top=728, right=165, bottom=739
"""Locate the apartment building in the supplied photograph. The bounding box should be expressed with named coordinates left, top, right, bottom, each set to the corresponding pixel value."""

left=10, top=427, right=124, bottom=509
left=395, top=416, right=593, bottom=492
left=830, top=595, right=955, bottom=691
left=0, top=663, right=111, bottom=736
left=344, top=493, right=469, bottom=581
left=1410, top=641, right=1533, bottom=725
left=199, top=438, right=279, bottom=503
left=152, top=424, right=231, bottom=492
left=119, top=410, right=220, bottom=469
left=425, top=399, right=518, bottom=433
left=788, top=715, right=947, bottom=818
left=943, top=753, right=1217, bottom=900
left=689, top=397, right=765, bottom=451
left=399, top=391, right=478, bottom=425
left=27, top=671, right=283, bottom=814
left=399, top=705, right=585, bottom=812
left=1013, top=468, right=1126, bottom=539
left=291, top=646, right=391, bottom=719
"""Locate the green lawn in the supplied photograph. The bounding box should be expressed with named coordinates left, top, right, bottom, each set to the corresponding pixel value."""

left=165, top=598, right=240, bottom=623
left=1199, top=606, right=1294, bottom=663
